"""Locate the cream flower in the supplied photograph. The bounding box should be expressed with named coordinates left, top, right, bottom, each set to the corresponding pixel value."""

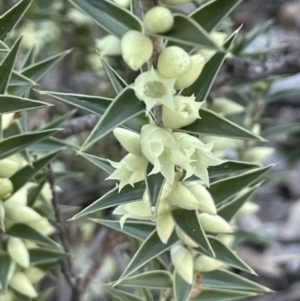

left=133, top=69, right=176, bottom=112
left=107, top=154, right=148, bottom=191
left=95, top=35, right=121, bottom=57
left=1, top=113, right=14, bottom=129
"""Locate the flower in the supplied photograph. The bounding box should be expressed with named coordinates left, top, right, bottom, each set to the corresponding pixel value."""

left=0, top=178, right=14, bottom=200
left=162, top=95, right=203, bottom=128
left=194, top=255, right=224, bottom=272
left=207, top=97, right=244, bottom=116
left=1, top=113, right=14, bottom=129
left=198, top=212, right=233, bottom=233
left=107, top=154, right=148, bottom=191
left=134, top=68, right=176, bottom=112
left=95, top=35, right=121, bottom=57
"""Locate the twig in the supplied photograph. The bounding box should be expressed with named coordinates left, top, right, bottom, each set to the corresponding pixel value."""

left=45, top=164, right=82, bottom=301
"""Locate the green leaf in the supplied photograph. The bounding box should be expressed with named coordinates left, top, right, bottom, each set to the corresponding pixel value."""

left=79, top=152, right=115, bottom=174
left=10, top=290, right=32, bottom=301
left=174, top=271, right=193, bottom=301
left=217, top=185, right=259, bottom=222
left=71, top=182, right=145, bottom=219
left=172, top=209, right=214, bottom=256
left=9, top=71, right=35, bottom=86
left=40, top=109, right=76, bottom=131
left=0, top=253, right=12, bottom=292
left=116, top=271, right=172, bottom=289
left=264, top=88, right=300, bottom=104
left=208, top=160, right=260, bottom=179
left=153, top=14, right=220, bottom=48
left=0, top=36, right=22, bottom=93
left=0, top=95, right=49, bottom=114
left=28, top=137, right=76, bottom=152
left=118, top=230, right=178, bottom=281
left=201, top=269, right=270, bottom=293
left=104, top=286, right=144, bottom=301
left=0, top=0, right=32, bottom=41
left=182, top=30, right=238, bottom=99
left=193, top=288, right=256, bottom=301
left=0, top=129, right=59, bottom=160
left=262, top=123, right=300, bottom=139
left=101, top=58, right=127, bottom=94
left=28, top=248, right=70, bottom=265
left=81, top=88, right=145, bottom=150
left=10, top=150, right=60, bottom=193
left=69, top=0, right=142, bottom=38
left=21, top=46, right=36, bottom=69
left=6, top=223, right=56, bottom=245
left=190, top=0, right=242, bottom=32
left=205, top=236, right=255, bottom=274
left=181, top=108, right=263, bottom=140
left=92, top=219, right=155, bottom=240
left=209, top=165, right=272, bottom=206
left=27, top=178, right=47, bottom=207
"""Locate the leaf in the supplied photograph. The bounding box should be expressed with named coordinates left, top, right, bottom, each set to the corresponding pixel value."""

left=201, top=269, right=270, bottom=293
left=0, top=36, right=22, bottom=93
left=0, top=0, right=32, bottom=41
left=208, top=160, right=260, bottom=179
left=172, top=209, right=214, bottom=256
left=181, top=108, right=263, bottom=140
left=104, top=286, right=144, bottom=301
left=153, top=14, right=220, bottom=48
left=145, top=163, right=165, bottom=210
left=190, top=0, right=242, bottom=32
left=10, top=150, right=60, bottom=193
left=92, top=219, right=155, bottom=240
left=217, top=185, right=259, bottom=222
left=21, top=46, right=36, bottom=69
left=71, top=182, right=145, bottom=219
left=0, top=95, right=49, bottom=114
left=262, top=123, right=300, bottom=139
left=28, top=137, right=76, bottom=152
left=28, top=248, right=70, bottom=265
left=193, top=288, right=256, bottom=301
left=174, top=271, right=193, bottom=301
left=0, top=253, right=12, bottom=292
left=101, top=58, right=127, bottom=94
left=209, top=165, right=272, bottom=206
left=182, top=30, right=238, bottom=99
left=118, top=230, right=178, bottom=281
left=0, top=129, right=59, bottom=160
left=6, top=223, right=56, bottom=245
left=79, top=152, right=115, bottom=174
left=69, top=0, right=142, bottom=37
left=9, top=71, right=35, bottom=86
left=116, top=271, right=172, bottom=289
left=27, top=178, right=47, bottom=207
left=264, top=88, right=300, bottom=104
left=40, top=109, right=76, bottom=130
left=81, top=88, right=145, bottom=150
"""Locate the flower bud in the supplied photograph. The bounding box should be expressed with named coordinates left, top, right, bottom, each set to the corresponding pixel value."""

left=198, top=213, right=233, bottom=233
left=194, top=255, right=224, bottom=272
left=217, top=234, right=235, bottom=247
left=9, top=271, right=37, bottom=298
left=121, top=31, right=153, bottom=70
left=4, top=203, right=41, bottom=223
left=175, top=54, right=205, bottom=89
left=113, top=128, right=142, bottom=156
left=7, top=237, right=30, bottom=268
left=1, top=290, right=15, bottom=301
left=27, top=218, right=56, bottom=236
left=175, top=226, right=198, bottom=247
left=235, top=202, right=260, bottom=220
left=162, top=95, right=202, bottom=128
left=0, top=178, right=13, bottom=200
left=244, top=147, right=274, bottom=163
left=112, top=0, right=130, bottom=8
left=144, top=6, right=174, bottom=34
left=1, top=113, right=14, bottom=129
left=0, top=201, right=5, bottom=230
left=0, top=157, right=19, bottom=178
left=67, top=8, right=92, bottom=26
left=24, top=267, right=45, bottom=284
left=156, top=212, right=175, bottom=244
left=158, top=46, right=192, bottom=79
left=160, top=0, right=191, bottom=4
left=95, top=35, right=122, bottom=57
left=5, top=183, right=36, bottom=206
left=171, top=244, right=194, bottom=284
left=207, top=98, right=244, bottom=116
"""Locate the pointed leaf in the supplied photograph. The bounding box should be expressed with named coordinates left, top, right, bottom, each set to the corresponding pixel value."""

left=181, top=108, right=263, bottom=140
left=209, top=165, right=272, bottom=206
left=262, top=123, right=300, bottom=139
left=40, top=109, right=76, bottom=131
left=104, top=286, right=144, bottom=301
left=174, top=271, right=193, bottom=301
left=21, top=46, right=36, bottom=69
left=101, top=58, right=127, bottom=94
left=193, top=288, right=256, bottom=301
left=116, top=271, right=172, bottom=289
left=201, top=269, right=270, bottom=293
left=0, top=36, right=22, bottom=93
left=172, top=209, right=214, bottom=256
left=28, top=248, right=70, bottom=265
left=0, top=254, right=12, bottom=292
left=153, top=14, right=220, bottom=48
left=190, top=0, right=242, bottom=32
left=6, top=223, right=56, bottom=245
left=79, top=152, right=115, bottom=174
left=9, top=71, right=35, bottom=86
left=0, top=0, right=32, bottom=41
left=82, top=88, right=145, bottom=150
left=69, top=0, right=142, bottom=38
left=265, top=89, right=300, bottom=104
left=0, top=129, right=59, bottom=159
left=28, top=137, right=76, bottom=152
left=92, top=219, right=155, bottom=240
left=0, top=95, right=49, bottom=114
left=10, top=150, right=60, bottom=193
left=72, top=182, right=145, bottom=219
left=119, top=230, right=178, bottom=280
left=27, top=178, right=47, bottom=207
left=182, top=30, right=238, bottom=99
